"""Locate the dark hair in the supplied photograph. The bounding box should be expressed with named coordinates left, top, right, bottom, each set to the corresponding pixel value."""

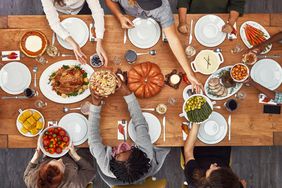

left=54, top=0, right=65, bottom=7
left=37, top=163, right=64, bottom=188
left=109, top=147, right=151, bottom=183
left=192, top=167, right=242, bottom=188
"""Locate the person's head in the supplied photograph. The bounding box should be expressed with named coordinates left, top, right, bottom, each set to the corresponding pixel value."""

left=37, top=159, right=65, bottom=188
left=193, top=163, right=243, bottom=188
left=54, top=0, right=65, bottom=7
left=110, top=146, right=151, bottom=183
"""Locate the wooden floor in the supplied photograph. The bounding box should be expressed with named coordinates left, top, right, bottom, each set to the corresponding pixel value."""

left=0, top=0, right=282, bottom=187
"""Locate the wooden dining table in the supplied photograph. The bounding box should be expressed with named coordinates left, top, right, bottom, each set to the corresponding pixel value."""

left=0, top=13, right=282, bottom=149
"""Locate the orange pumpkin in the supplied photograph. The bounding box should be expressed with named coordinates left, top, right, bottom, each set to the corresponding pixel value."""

left=128, top=62, right=164, bottom=98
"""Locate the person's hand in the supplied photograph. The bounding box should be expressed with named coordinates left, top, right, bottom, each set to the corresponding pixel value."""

left=119, top=15, right=134, bottom=29
left=187, top=74, right=203, bottom=94
left=178, top=22, right=189, bottom=34
left=73, top=44, right=87, bottom=64
left=68, top=142, right=80, bottom=161
left=222, top=23, right=233, bottom=33
left=96, top=39, right=109, bottom=66
left=116, top=76, right=131, bottom=96
left=90, top=88, right=103, bottom=106
left=31, top=140, right=43, bottom=163
left=240, top=179, right=247, bottom=188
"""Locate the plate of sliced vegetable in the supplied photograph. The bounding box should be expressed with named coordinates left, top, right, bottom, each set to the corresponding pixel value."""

left=180, top=94, right=213, bottom=124
left=240, top=21, right=272, bottom=54
left=39, top=126, right=71, bottom=158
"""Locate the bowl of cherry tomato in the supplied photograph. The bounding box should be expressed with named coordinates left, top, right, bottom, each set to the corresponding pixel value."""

left=230, top=63, right=249, bottom=83
left=39, top=126, right=71, bottom=158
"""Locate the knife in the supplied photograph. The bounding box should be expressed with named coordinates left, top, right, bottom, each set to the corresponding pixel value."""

left=188, top=19, right=193, bottom=45
left=257, top=55, right=280, bottom=59
left=228, top=115, right=231, bottom=141
left=123, top=29, right=127, bottom=44
left=2, top=96, right=28, bottom=99
left=141, top=108, right=155, bottom=111
left=163, top=116, right=166, bottom=142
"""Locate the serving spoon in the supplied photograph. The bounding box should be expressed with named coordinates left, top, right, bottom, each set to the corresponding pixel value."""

left=33, top=66, right=38, bottom=88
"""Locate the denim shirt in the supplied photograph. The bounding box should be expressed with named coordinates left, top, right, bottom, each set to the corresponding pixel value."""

left=112, top=0, right=174, bottom=28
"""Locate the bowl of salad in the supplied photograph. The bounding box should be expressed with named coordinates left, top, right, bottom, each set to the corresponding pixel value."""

left=39, top=126, right=71, bottom=158
left=179, top=94, right=213, bottom=124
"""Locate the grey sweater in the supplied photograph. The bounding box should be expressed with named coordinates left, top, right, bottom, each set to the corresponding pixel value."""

left=87, top=93, right=170, bottom=186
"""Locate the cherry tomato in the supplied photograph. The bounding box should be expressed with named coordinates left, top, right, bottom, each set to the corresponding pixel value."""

left=59, top=130, right=66, bottom=136
left=63, top=136, right=69, bottom=142
left=54, top=128, right=59, bottom=134
left=43, top=139, right=50, bottom=146
left=49, top=148, right=55, bottom=154
left=55, top=147, right=62, bottom=154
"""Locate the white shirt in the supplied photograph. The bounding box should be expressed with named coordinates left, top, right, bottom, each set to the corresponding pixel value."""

left=41, top=0, right=105, bottom=40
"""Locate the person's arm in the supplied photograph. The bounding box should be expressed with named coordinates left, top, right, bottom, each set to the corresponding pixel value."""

left=163, top=25, right=202, bottom=93
left=105, top=0, right=134, bottom=29
left=87, top=94, right=113, bottom=176
left=119, top=83, right=154, bottom=160
left=184, top=124, right=199, bottom=164
left=68, top=144, right=96, bottom=185
left=41, top=0, right=70, bottom=40
left=86, top=0, right=108, bottom=65
left=24, top=145, right=43, bottom=186
left=249, top=31, right=282, bottom=53
left=41, top=0, right=87, bottom=64
left=177, top=0, right=189, bottom=34
left=249, top=79, right=276, bottom=99
left=222, top=0, right=245, bottom=33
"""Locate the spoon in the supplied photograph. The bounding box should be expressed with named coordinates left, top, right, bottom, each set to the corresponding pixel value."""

left=63, top=107, right=81, bottom=113
left=33, top=66, right=38, bottom=88
left=136, top=50, right=157, bottom=56
left=214, top=48, right=222, bottom=53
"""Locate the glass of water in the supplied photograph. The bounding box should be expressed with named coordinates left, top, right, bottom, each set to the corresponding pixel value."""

left=231, top=44, right=243, bottom=54
left=168, top=97, right=177, bottom=106
left=34, top=100, right=47, bottom=108
left=113, top=56, right=122, bottom=66
left=35, top=55, right=48, bottom=65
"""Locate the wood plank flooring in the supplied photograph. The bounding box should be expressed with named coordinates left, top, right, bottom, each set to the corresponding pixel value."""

left=0, top=0, right=282, bottom=187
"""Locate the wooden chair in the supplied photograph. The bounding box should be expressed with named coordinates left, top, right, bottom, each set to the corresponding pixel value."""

left=112, top=177, right=167, bottom=188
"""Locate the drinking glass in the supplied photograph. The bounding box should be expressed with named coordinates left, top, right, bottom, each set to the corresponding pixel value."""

left=113, top=56, right=122, bottom=65
left=235, top=91, right=246, bottom=100
left=24, top=88, right=38, bottom=98
left=80, top=101, right=91, bottom=115
left=35, top=55, right=48, bottom=65
left=231, top=44, right=243, bottom=54
left=224, top=99, right=238, bottom=112
left=168, top=97, right=177, bottom=106
left=34, top=100, right=47, bottom=108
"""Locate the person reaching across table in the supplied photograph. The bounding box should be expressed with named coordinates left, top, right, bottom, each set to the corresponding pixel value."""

left=24, top=142, right=95, bottom=188
left=177, top=0, right=245, bottom=34
left=105, top=0, right=203, bottom=93
left=247, top=31, right=282, bottom=54
left=87, top=80, right=170, bottom=186
left=41, top=0, right=108, bottom=65
left=183, top=123, right=247, bottom=188
left=246, top=77, right=282, bottom=104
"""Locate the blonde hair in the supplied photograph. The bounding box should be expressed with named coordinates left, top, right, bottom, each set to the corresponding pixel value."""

left=128, top=0, right=137, bottom=6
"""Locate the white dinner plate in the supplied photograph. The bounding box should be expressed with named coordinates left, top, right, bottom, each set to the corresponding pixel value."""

left=251, top=59, right=282, bottom=90
left=59, top=113, right=88, bottom=146
left=128, top=18, right=161, bottom=49
left=195, top=15, right=226, bottom=47
left=128, top=112, right=161, bottom=144
left=198, top=112, right=227, bottom=144
left=0, top=62, right=31, bottom=95
left=57, top=17, right=89, bottom=50
left=240, top=21, right=272, bottom=54
left=204, top=66, right=243, bottom=101
left=39, top=60, right=94, bottom=104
